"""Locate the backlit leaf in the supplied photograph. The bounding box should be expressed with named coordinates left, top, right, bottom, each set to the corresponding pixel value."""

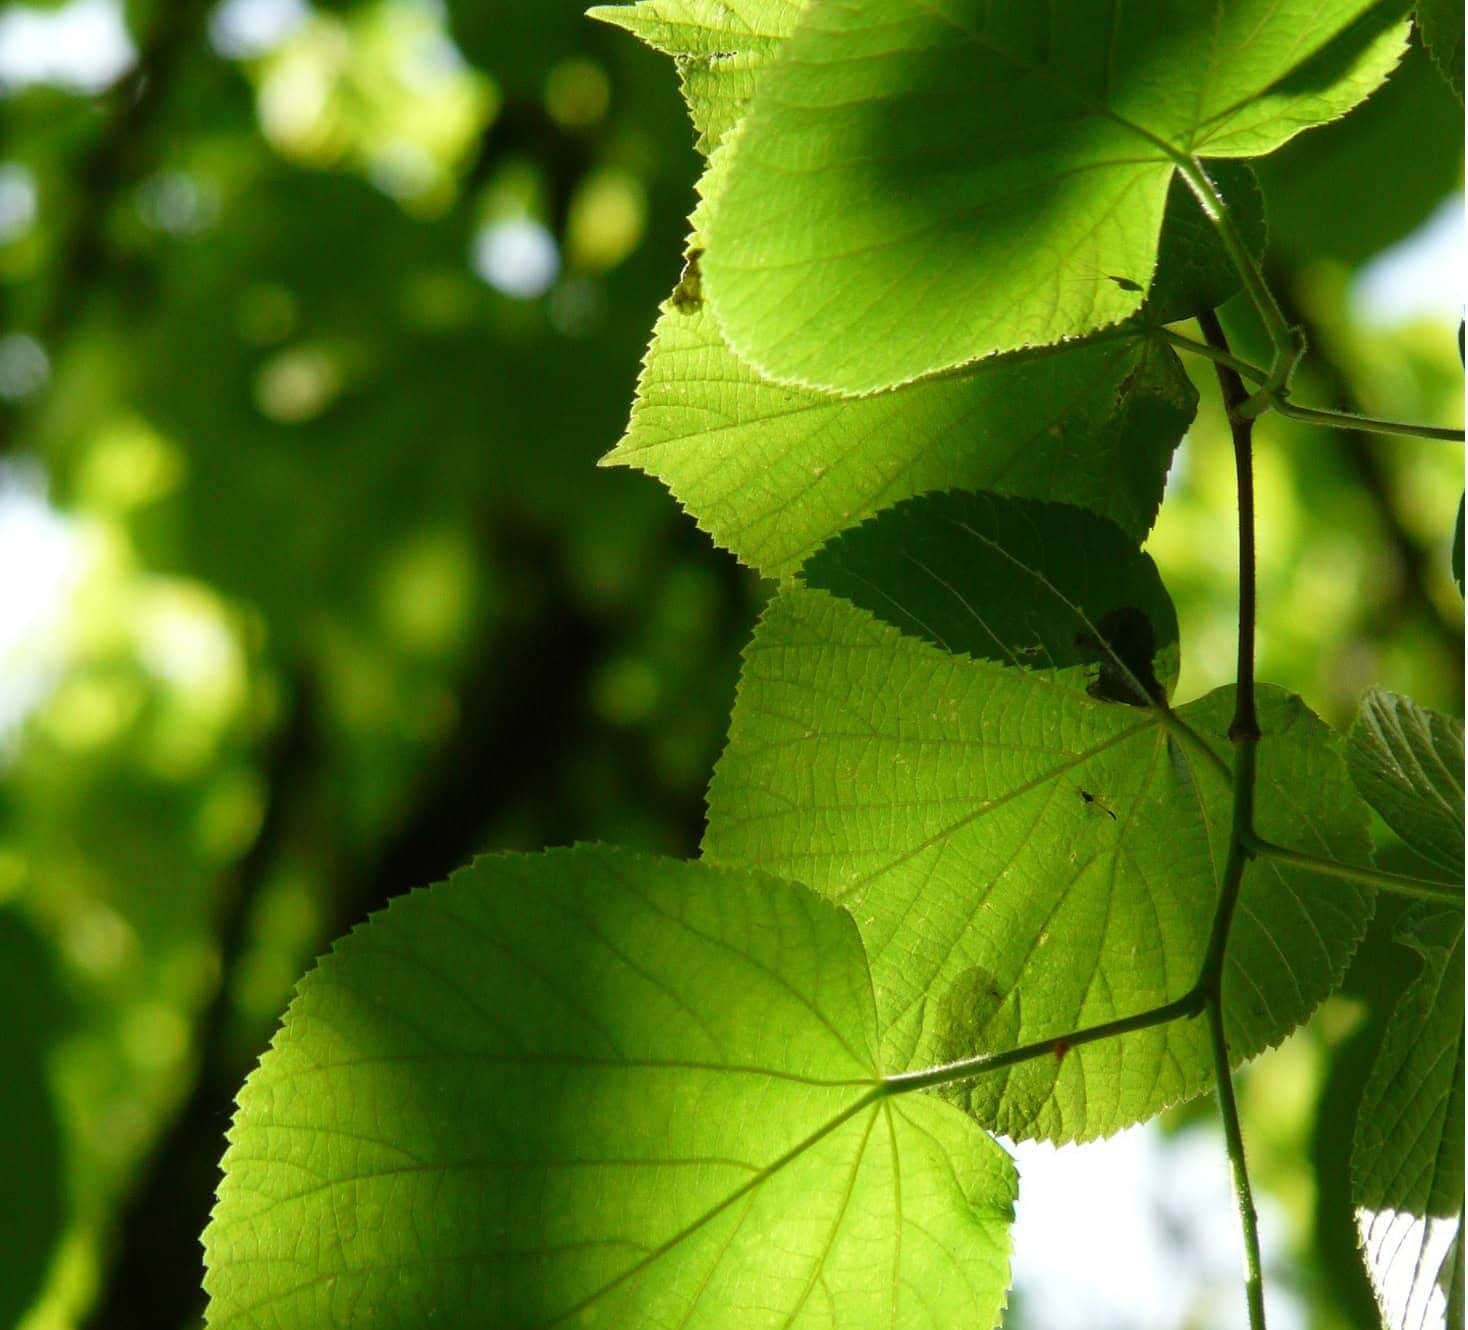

left=1144, top=161, right=1269, bottom=324
left=590, top=0, right=804, bottom=150
left=605, top=304, right=1195, bottom=579
left=704, top=493, right=1375, bottom=1141
left=701, top=0, right=1410, bottom=392
left=205, top=845, right=1017, bottom=1329
left=1354, top=904, right=1465, bottom=1330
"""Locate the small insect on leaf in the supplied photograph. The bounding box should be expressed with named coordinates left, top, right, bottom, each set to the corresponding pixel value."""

left=1078, top=788, right=1118, bottom=820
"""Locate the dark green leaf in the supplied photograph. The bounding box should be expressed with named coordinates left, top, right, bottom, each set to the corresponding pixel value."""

left=801, top=491, right=1179, bottom=702
left=1354, top=903, right=1465, bottom=1330
left=1258, top=39, right=1461, bottom=266
left=1416, top=0, right=1465, bottom=101
left=1347, top=689, right=1464, bottom=878
left=1145, top=162, right=1269, bottom=324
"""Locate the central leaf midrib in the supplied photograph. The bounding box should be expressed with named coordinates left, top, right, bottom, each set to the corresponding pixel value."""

left=541, top=1087, right=886, bottom=1328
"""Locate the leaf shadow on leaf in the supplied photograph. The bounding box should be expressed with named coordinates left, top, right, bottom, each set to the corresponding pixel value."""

left=204, top=846, right=1020, bottom=1329
left=800, top=490, right=1181, bottom=708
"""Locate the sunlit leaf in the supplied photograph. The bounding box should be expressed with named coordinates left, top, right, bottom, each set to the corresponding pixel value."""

left=590, top=0, right=804, bottom=150
left=606, top=301, right=1194, bottom=579
left=1354, top=904, right=1464, bottom=1330
left=205, top=845, right=1017, bottom=1329
left=704, top=492, right=1375, bottom=1141
left=701, top=0, right=1410, bottom=392
left=1345, top=691, right=1464, bottom=1330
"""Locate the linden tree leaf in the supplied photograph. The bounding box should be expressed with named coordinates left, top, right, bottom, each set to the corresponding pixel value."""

left=204, top=844, right=1017, bottom=1330
left=1416, top=0, right=1465, bottom=101
left=605, top=137, right=1207, bottom=581
left=1345, top=691, right=1465, bottom=1329
left=704, top=493, right=1374, bottom=1142
left=700, top=0, right=1411, bottom=392
left=605, top=299, right=1196, bottom=579
left=1347, top=689, right=1464, bottom=878
left=1354, top=904, right=1465, bottom=1330
left=588, top=0, right=801, bottom=52
left=800, top=490, right=1180, bottom=700
left=1144, top=161, right=1269, bottom=324
left=589, top=0, right=805, bottom=150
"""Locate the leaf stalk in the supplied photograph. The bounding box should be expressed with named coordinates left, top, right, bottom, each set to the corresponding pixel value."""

left=879, top=989, right=1204, bottom=1097
left=1177, top=158, right=1304, bottom=417
left=1244, top=835, right=1464, bottom=904
left=1154, top=330, right=1466, bottom=442
left=1198, top=308, right=1269, bottom=1330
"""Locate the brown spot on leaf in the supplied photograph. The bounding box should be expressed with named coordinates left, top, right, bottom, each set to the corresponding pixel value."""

left=671, top=248, right=703, bottom=312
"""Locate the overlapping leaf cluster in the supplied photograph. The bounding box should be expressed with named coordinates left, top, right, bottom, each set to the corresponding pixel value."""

left=204, top=4, right=1463, bottom=1329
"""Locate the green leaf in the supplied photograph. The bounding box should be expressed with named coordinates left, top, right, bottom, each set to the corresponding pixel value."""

left=1417, top=0, right=1465, bottom=101
left=603, top=130, right=1235, bottom=580
left=801, top=491, right=1180, bottom=700
left=605, top=298, right=1195, bottom=578
left=700, top=0, right=1411, bottom=392
left=1144, top=162, right=1269, bottom=324
left=589, top=0, right=802, bottom=55
left=590, top=0, right=804, bottom=150
left=1354, top=903, right=1465, bottom=1330
left=1257, top=39, right=1463, bottom=267
left=204, top=845, right=1017, bottom=1330
left=704, top=494, right=1374, bottom=1141
left=1347, top=689, right=1464, bottom=878
left=1345, top=691, right=1465, bottom=1328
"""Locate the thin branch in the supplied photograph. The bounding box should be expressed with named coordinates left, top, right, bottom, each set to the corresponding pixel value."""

left=1268, top=275, right=1465, bottom=675
left=1197, top=311, right=1260, bottom=743
left=1272, top=400, right=1465, bottom=443
left=1246, top=836, right=1464, bottom=905
left=1197, top=307, right=1268, bottom=1330
left=1207, top=996, right=1269, bottom=1330
left=1156, top=330, right=1466, bottom=442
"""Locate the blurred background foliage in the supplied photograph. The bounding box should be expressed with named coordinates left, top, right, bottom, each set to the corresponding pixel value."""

left=0, top=3, right=1460, bottom=1329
